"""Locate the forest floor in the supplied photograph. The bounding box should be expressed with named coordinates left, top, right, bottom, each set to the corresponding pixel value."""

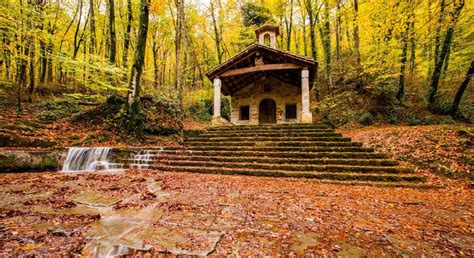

left=0, top=170, right=472, bottom=256
left=0, top=101, right=473, bottom=255
left=340, top=124, right=473, bottom=180
left=0, top=101, right=182, bottom=149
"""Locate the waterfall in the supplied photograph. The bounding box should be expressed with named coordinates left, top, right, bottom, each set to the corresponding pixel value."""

left=129, top=148, right=163, bottom=169
left=62, top=147, right=123, bottom=172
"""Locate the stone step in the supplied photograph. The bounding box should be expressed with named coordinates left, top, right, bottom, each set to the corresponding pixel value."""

left=160, top=149, right=389, bottom=159
left=151, top=165, right=426, bottom=182
left=204, top=128, right=336, bottom=134
left=166, top=146, right=375, bottom=153
left=152, top=155, right=400, bottom=166
left=186, top=141, right=363, bottom=147
left=195, top=132, right=343, bottom=138
left=209, top=124, right=329, bottom=130
left=155, top=160, right=413, bottom=174
left=308, top=179, right=441, bottom=189
left=187, top=136, right=352, bottom=142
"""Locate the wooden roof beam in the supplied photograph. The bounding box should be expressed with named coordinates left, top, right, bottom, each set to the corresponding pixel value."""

left=220, top=63, right=302, bottom=78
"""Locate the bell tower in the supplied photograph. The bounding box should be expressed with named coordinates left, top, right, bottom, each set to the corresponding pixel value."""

left=255, top=24, right=279, bottom=49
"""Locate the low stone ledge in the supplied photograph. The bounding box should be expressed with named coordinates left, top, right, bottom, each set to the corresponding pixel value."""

left=0, top=149, right=62, bottom=172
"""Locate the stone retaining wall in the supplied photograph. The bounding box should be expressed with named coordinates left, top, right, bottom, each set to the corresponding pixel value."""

left=0, top=150, right=63, bottom=172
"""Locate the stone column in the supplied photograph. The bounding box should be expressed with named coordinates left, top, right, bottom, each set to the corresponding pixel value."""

left=301, top=68, right=313, bottom=123
left=212, top=77, right=221, bottom=125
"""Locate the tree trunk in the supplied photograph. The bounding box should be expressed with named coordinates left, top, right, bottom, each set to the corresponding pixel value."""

left=210, top=0, right=222, bottom=64
left=123, top=0, right=132, bottom=67
left=429, top=0, right=464, bottom=110
left=38, top=0, right=47, bottom=84
left=27, top=37, right=35, bottom=102
left=434, top=0, right=445, bottom=67
left=284, top=0, right=294, bottom=51
left=305, top=0, right=317, bottom=61
left=46, top=41, right=53, bottom=82
left=89, top=0, right=96, bottom=54
left=450, top=60, right=473, bottom=116
left=294, top=27, right=299, bottom=53
left=26, top=0, right=35, bottom=102
left=3, top=32, right=12, bottom=81
left=128, top=0, right=150, bottom=136
left=39, top=40, right=47, bottom=83
left=408, top=19, right=416, bottom=80
left=16, top=0, right=27, bottom=111
left=353, top=0, right=362, bottom=89
left=442, top=42, right=451, bottom=78
left=397, top=21, right=410, bottom=101
left=152, top=32, right=160, bottom=88
left=322, top=0, right=332, bottom=91
left=175, top=0, right=185, bottom=139
left=299, top=0, right=307, bottom=56
left=108, top=0, right=116, bottom=64
left=335, top=0, right=341, bottom=60
left=305, top=0, right=319, bottom=101
left=73, top=0, right=83, bottom=59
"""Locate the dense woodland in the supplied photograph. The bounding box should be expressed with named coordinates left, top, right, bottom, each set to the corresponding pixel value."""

left=1, top=0, right=473, bottom=134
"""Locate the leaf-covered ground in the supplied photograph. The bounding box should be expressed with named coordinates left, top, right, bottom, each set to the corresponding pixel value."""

left=0, top=101, right=182, bottom=149
left=0, top=170, right=472, bottom=256
left=341, top=124, right=473, bottom=180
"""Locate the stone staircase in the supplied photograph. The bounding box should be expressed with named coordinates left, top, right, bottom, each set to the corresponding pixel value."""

left=149, top=124, right=429, bottom=187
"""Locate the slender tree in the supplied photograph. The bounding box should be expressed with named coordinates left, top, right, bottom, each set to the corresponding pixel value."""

left=434, top=0, right=445, bottom=67
left=26, top=0, right=35, bottom=102
left=305, top=0, right=318, bottom=61
left=322, top=0, right=332, bottom=90
left=298, top=0, right=308, bottom=56
left=38, top=0, right=47, bottom=84
left=408, top=18, right=416, bottom=80
left=108, top=0, right=117, bottom=64
left=151, top=27, right=160, bottom=88
left=209, top=0, right=222, bottom=64
left=284, top=0, right=294, bottom=51
left=450, top=60, right=473, bottom=116
left=397, top=20, right=410, bottom=101
left=123, top=0, right=133, bottom=67
left=174, top=0, right=185, bottom=138
left=128, top=0, right=151, bottom=136
left=335, top=0, right=342, bottom=60
left=89, top=0, right=97, bottom=54
left=353, top=0, right=362, bottom=89
left=429, top=0, right=464, bottom=110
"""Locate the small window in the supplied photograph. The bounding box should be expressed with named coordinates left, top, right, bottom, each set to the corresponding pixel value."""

left=240, top=106, right=250, bottom=120
left=263, top=33, right=271, bottom=46
left=285, top=104, right=297, bottom=119
left=263, top=85, right=272, bottom=92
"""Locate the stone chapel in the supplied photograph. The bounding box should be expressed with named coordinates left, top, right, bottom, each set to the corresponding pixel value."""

left=206, top=24, right=318, bottom=125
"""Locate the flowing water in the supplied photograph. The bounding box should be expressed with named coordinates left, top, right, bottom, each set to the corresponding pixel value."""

left=129, top=148, right=163, bottom=169
left=62, top=147, right=123, bottom=172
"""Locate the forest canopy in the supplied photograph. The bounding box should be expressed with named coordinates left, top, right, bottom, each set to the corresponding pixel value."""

left=1, top=0, right=473, bottom=130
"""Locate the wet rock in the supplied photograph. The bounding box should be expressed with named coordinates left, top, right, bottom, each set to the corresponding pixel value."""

left=73, top=190, right=124, bottom=207
left=48, top=228, right=73, bottom=237
left=291, top=232, right=322, bottom=254
left=103, top=244, right=153, bottom=256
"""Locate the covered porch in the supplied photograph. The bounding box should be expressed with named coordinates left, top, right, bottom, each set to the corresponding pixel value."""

left=206, top=44, right=318, bottom=126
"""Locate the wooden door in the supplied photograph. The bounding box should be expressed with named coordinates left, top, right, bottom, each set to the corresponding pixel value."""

left=259, top=99, right=277, bottom=124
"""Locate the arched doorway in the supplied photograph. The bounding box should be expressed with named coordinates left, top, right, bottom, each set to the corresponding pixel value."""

left=259, top=99, right=277, bottom=124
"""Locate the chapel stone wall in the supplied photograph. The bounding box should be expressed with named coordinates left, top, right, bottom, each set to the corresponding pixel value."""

left=230, top=77, right=302, bottom=125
